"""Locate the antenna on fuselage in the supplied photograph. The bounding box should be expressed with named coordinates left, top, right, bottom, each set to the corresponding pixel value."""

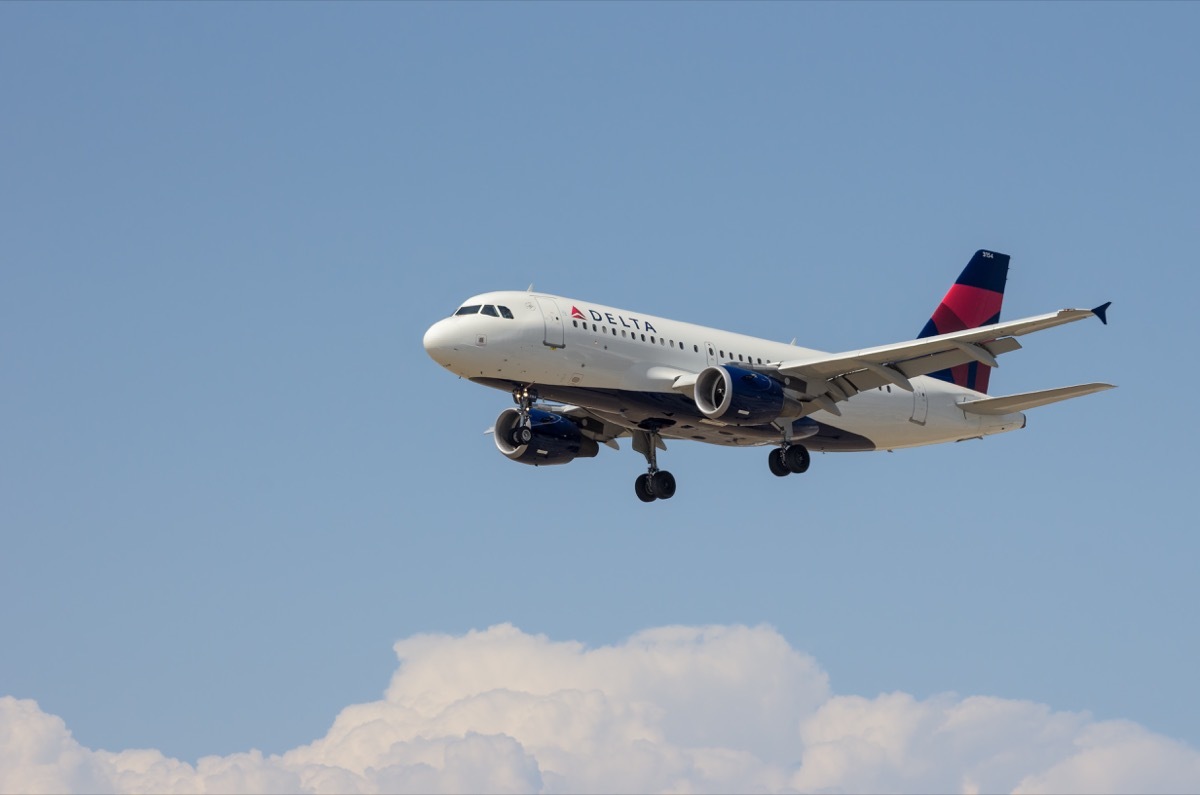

left=790, top=338, right=797, bottom=345
left=527, top=284, right=534, bottom=292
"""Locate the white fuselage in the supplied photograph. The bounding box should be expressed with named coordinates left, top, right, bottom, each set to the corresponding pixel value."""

left=423, top=290, right=1026, bottom=452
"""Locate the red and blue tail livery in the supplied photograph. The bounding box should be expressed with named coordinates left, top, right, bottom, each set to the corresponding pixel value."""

left=918, top=249, right=1010, bottom=394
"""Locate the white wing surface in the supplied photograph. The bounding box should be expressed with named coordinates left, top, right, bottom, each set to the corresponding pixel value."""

left=771, top=305, right=1110, bottom=415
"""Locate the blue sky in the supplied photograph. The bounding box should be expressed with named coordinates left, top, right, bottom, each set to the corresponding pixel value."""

left=2, top=2, right=1198, bottom=790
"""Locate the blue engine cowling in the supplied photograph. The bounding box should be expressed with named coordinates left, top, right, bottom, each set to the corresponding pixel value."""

left=494, top=407, right=600, bottom=465
left=694, top=365, right=787, bottom=425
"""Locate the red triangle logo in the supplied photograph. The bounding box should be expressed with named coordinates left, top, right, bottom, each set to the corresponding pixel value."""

left=571, top=306, right=585, bottom=319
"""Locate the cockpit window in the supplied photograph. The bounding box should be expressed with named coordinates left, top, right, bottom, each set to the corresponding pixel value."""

left=454, top=303, right=514, bottom=319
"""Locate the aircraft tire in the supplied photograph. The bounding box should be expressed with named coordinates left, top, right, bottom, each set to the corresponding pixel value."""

left=784, top=445, right=811, bottom=474
left=512, top=425, right=532, bottom=445
left=635, top=473, right=657, bottom=502
left=782, top=444, right=811, bottom=475
left=651, top=470, right=677, bottom=500
left=768, top=448, right=790, bottom=477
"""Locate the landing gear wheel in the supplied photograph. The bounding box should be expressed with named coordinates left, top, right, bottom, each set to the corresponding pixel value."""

left=650, top=470, right=676, bottom=500
left=510, top=425, right=532, bottom=445
left=784, top=444, right=811, bottom=474
left=635, top=473, right=657, bottom=503
left=768, top=448, right=790, bottom=477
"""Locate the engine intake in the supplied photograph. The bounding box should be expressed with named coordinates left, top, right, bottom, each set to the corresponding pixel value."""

left=695, top=365, right=788, bottom=425
left=494, top=407, right=599, bottom=465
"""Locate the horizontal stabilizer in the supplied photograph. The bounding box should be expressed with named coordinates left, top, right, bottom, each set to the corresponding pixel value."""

left=959, top=383, right=1115, bottom=415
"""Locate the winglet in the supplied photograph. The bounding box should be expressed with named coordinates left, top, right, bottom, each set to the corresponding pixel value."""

left=1092, top=301, right=1111, bottom=325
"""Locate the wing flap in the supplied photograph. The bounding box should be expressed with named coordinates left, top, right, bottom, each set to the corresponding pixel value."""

left=959, top=383, right=1115, bottom=415
left=830, top=338, right=1024, bottom=395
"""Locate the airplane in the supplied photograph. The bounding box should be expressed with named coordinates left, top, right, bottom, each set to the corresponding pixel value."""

left=423, top=250, right=1113, bottom=502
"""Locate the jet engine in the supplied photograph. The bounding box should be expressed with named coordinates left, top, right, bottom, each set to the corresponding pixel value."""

left=694, top=365, right=793, bottom=425
left=494, top=407, right=600, bottom=465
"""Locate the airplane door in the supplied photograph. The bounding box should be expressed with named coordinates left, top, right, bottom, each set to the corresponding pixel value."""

left=910, top=379, right=928, bottom=425
left=535, top=297, right=565, bottom=349
left=705, top=342, right=718, bottom=366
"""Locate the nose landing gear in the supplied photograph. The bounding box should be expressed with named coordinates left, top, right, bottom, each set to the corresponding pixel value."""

left=509, top=386, right=538, bottom=445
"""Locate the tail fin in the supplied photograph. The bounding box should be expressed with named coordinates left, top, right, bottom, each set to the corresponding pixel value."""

left=918, top=249, right=1010, bottom=393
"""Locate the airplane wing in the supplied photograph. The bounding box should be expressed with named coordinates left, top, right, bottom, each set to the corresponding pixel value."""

left=547, top=404, right=630, bottom=449
left=771, top=304, right=1111, bottom=416
left=486, top=403, right=630, bottom=449
left=557, top=403, right=674, bottom=457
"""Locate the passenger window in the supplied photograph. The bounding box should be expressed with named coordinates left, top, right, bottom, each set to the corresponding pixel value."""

left=454, top=305, right=481, bottom=316
left=499, top=306, right=514, bottom=319
left=641, top=334, right=646, bottom=342
left=650, top=336, right=656, bottom=344
left=592, top=323, right=598, bottom=332
left=573, top=320, right=578, bottom=327
left=694, top=345, right=699, bottom=353
left=481, top=305, right=498, bottom=317
left=738, top=354, right=744, bottom=361
left=621, top=330, right=627, bottom=338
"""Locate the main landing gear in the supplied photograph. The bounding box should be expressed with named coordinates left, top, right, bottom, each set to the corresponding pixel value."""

left=769, top=420, right=811, bottom=478
left=635, top=470, right=677, bottom=503
left=768, top=444, right=810, bottom=477
left=508, top=385, right=537, bottom=446
left=633, top=427, right=676, bottom=503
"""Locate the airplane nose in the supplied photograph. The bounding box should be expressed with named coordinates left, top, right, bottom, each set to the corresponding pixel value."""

left=422, top=318, right=456, bottom=358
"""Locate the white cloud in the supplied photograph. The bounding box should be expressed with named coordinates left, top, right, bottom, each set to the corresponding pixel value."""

left=2, top=623, right=1198, bottom=794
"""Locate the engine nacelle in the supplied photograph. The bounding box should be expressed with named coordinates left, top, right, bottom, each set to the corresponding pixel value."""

left=694, top=365, right=788, bottom=425
left=494, top=407, right=600, bottom=466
